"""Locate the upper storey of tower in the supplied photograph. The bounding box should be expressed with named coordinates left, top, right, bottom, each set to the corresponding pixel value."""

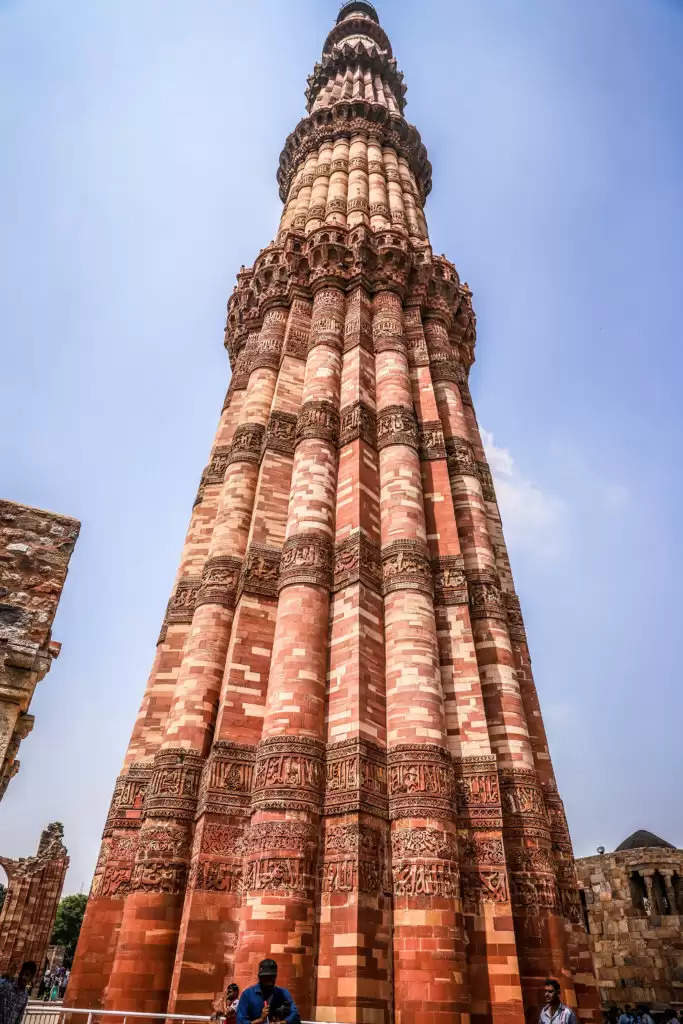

left=276, top=3, right=431, bottom=209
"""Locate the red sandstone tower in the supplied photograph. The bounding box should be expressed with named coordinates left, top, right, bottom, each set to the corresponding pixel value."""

left=68, top=5, right=599, bottom=1024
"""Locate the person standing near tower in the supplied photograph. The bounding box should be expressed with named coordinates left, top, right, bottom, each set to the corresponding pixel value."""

left=236, top=960, right=299, bottom=1024
left=539, top=979, right=579, bottom=1024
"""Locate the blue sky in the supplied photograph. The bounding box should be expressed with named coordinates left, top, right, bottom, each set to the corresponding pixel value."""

left=1, top=0, right=681, bottom=894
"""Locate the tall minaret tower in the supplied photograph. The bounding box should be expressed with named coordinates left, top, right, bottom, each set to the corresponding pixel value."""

left=67, top=6, right=600, bottom=1024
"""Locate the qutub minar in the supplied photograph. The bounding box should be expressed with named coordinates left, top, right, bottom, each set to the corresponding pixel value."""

left=68, top=5, right=600, bottom=1023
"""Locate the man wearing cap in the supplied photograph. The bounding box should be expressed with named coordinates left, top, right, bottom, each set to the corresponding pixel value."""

left=236, top=959, right=299, bottom=1024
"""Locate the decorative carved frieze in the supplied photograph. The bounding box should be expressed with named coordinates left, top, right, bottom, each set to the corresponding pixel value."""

left=226, top=423, right=266, bottom=467
left=238, top=544, right=281, bottom=600
left=128, top=823, right=192, bottom=894
left=376, top=404, right=418, bottom=451
left=203, top=446, right=232, bottom=485
left=499, top=768, right=549, bottom=841
left=432, top=555, right=468, bottom=606
left=454, top=755, right=502, bottom=828
left=190, top=858, right=243, bottom=893
left=477, top=460, right=496, bottom=501
left=325, top=738, right=388, bottom=817
left=391, top=828, right=460, bottom=898
left=263, top=410, right=298, bottom=457
left=382, top=539, right=432, bottom=597
left=418, top=421, right=446, bottom=461
left=333, top=532, right=382, bottom=594
left=320, top=823, right=383, bottom=894
left=295, top=400, right=340, bottom=447
left=445, top=435, right=477, bottom=477
left=466, top=567, right=506, bottom=621
left=252, top=735, right=325, bottom=812
left=196, top=556, right=242, bottom=610
left=166, top=576, right=201, bottom=626
left=338, top=401, right=377, bottom=448
left=461, top=868, right=508, bottom=907
left=278, top=531, right=334, bottom=591
left=198, top=741, right=256, bottom=816
left=145, top=749, right=204, bottom=821
left=460, top=836, right=505, bottom=866
left=388, top=744, right=455, bottom=821
left=429, top=359, right=461, bottom=384
left=103, top=764, right=152, bottom=835
left=504, top=591, right=527, bottom=643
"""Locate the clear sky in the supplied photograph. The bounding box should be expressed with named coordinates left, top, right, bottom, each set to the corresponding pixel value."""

left=1, top=0, right=681, bottom=895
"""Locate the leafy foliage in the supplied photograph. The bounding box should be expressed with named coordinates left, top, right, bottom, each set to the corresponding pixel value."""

left=50, top=893, right=87, bottom=964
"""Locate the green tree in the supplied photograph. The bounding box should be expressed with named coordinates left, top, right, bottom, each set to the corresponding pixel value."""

left=50, top=893, right=87, bottom=966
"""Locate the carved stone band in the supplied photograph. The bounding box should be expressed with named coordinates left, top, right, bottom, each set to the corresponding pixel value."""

left=166, top=576, right=201, bottom=625
left=445, top=435, right=477, bottom=477
left=334, top=532, right=382, bottom=594
left=466, top=567, right=506, bottom=621
left=432, top=555, right=468, bottom=606
left=382, top=539, right=432, bottom=597
left=504, top=591, right=527, bottom=642
left=238, top=544, right=281, bottom=600
left=325, top=737, right=388, bottom=817
left=279, top=531, right=334, bottom=592
left=391, top=827, right=460, bottom=899
left=376, top=405, right=419, bottom=451
left=263, top=410, right=298, bottom=457
left=388, top=744, right=455, bottom=821
left=103, top=765, right=152, bottom=836
left=477, top=460, right=496, bottom=501
left=203, top=446, right=231, bottom=485
left=196, top=556, right=242, bottom=610
left=226, top=423, right=266, bottom=467
left=295, top=399, right=340, bottom=447
left=339, top=401, right=377, bottom=448
left=197, top=741, right=256, bottom=816
left=419, top=421, right=446, bottom=461
left=252, top=735, right=325, bottom=812
left=145, top=749, right=204, bottom=822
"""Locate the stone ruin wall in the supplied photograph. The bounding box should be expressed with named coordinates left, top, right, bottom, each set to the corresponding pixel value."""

left=576, top=847, right=683, bottom=1008
left=0, top=500, right=80, bottom=799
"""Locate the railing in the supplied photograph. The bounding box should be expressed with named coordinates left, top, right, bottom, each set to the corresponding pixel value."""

left=25, top=1007, right=211, bottom=1024
left=24, top=1006, right=336, bottom=1024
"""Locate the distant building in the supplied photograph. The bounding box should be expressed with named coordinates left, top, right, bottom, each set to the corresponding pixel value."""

left=0, top=500, right=79, bottom=798
left=576, top=830, right=683, bottom=1009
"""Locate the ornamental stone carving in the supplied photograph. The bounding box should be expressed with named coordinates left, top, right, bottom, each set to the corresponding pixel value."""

left=504, top=591, right=527, bottom=642
left=325, top=738, right=388, bottom=817
left=477, top=460, right=496, bottom=501
left=103, top=763, right=152, bottom=835
left=198, top=741, right=256, bottom=816
left=333, top=532, right=382, bottom=594
left=445, top=435, right=477, bottom=477
left=166, top=576, right=201, bottom=626
left=339, top=401, right=377, bottom=447
left=454, top=755, right=502, bottom=828
left=388, top=744, right=455, bottom=821
left=145, top=749, right=204, bottom=821
left=227, top=423, right=266, bottom=466
left=376, top=405, right=418, bottom=450
left=467, top=568, right=506, bottom=621
left=391, top=829, right=460, bottom=899
left=382, top=539, right=432, bottom=597
left=238, top=545, right=281, bottom=600
left=432, top=555, right=468, bottom=606
left=204, top=446, right=232, bottom=484
left=253, top=735, right=325, bottom=812
left=278, top=531, right=334, bottom=591
left=461, top=869, right=508, bottom=908
left=264, top=410, right=298, bottom=456
left=499, top=768, right=549, bottom=833
left=196, top=556, right=242, bottom=610
left=418, top=421, right=446, bottom=461
left=295, top=399, right=340, bottom=446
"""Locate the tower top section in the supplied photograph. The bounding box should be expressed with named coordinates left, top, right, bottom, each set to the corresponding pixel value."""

left=278, top=2, right=430, bottom=202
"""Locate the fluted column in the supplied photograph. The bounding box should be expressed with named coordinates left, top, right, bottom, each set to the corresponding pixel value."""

left=374, top=289, right=469, bottom=1024
left=103, top=310, right=285, bottom=1013
left=347, top=133, right=370, bottom=228
left=167, top=301, right=310, bottom=1013
left=66, top=364, right=249, bottom=1010
left=316, top=287, right=392, bottom=1024
left=306, top=143, right=333, bottom=233
left=383, top=146, right=408, bottom=234
left=326, top=136, right=350, bottom=227
left=232, top=285, right=344, bottom=1014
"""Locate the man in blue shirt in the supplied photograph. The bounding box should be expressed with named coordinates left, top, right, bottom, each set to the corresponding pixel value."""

left=236, top=959, right=299, bottom=1024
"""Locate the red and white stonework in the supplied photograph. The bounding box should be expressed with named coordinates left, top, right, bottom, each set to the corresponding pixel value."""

left=67, top=5, right=600, bottom=1023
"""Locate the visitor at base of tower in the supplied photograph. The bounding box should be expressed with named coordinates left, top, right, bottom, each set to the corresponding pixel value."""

left=540, top=979, right=579, bottom=1024
left=0, top=962, right=37, bottom=1024
left=236, top=960, right=299, bottom=1024
left=212, top=982, right=240, bottom=1024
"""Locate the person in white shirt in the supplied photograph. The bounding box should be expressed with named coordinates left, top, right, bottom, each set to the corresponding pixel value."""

left=538, top=979, right=578, bottom=1024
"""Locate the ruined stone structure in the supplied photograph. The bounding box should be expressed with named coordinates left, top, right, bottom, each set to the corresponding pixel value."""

left=576, top=831, right=683, bottom=1010
left=67, top=5, right=599, bottom=1023
left=0, top=500, right=80, bottom=799
left=0, top=823, right=69, bottom=977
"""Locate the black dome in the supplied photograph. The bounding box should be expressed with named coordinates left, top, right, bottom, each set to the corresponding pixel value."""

left=615, top=829, right=675, bottom=852
left=337, top=2, right=380, bottom=25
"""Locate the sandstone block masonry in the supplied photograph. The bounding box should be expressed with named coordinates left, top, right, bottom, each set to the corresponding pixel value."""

left=67, top=4, right=600, bottom=1023
left=0, top=500, right=80, bottom=799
